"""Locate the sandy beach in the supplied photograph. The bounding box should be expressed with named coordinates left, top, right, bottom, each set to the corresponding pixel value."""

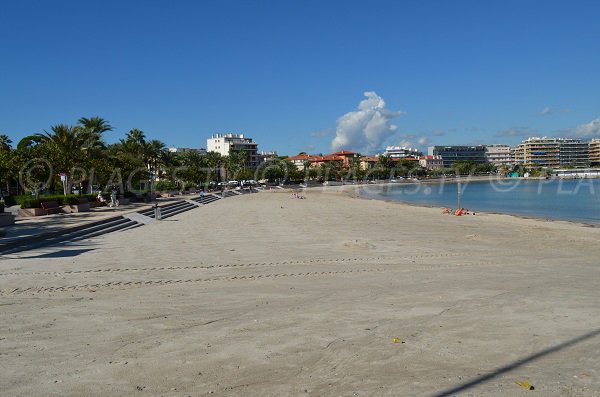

left=1, top=188, right=599, bottom=396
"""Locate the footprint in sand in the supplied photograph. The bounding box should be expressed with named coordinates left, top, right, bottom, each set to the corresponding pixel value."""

left=342, top=239, right=376, bottom=249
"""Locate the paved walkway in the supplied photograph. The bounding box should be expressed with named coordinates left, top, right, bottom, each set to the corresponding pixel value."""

left=0, top=194, right=200, bottom=243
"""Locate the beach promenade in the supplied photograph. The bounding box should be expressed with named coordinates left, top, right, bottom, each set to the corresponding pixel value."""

left=1, top=188, right=599, bottom=396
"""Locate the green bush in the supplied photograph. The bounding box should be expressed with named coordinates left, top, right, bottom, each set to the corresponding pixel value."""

left=155, top=180, right=178, bottom=191
left=20, top=198, right=42, bottom=209
left=18, top=194, right=90, bottom=208
left=65, top=196, right=80, bottom=205
left=2, top=196, right=16, bottom=206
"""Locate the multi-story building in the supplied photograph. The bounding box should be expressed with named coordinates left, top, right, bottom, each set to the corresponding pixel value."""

left=359, top=156, right=379, bottom=171
left=484, top=144, right=512, bottom=167
left=260, top=151, right=278, bottom=162
left=207, top=133, right=260, bottom=168
left=514, top=137, right=589, bottom=168
left=418, top=155, right=444, bottom=170
left=589, top=139, right=600, bottom=166
left=384, top=146, right=422, bottom=158
left=428, top=145, right=487, bottom=168
left=286, top=153, right=316, bottom=170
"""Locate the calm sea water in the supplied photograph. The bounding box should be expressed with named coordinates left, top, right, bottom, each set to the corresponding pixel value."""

left=358, top=179, right=600, bottom=224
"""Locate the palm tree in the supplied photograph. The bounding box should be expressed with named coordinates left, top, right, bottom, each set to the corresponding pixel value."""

left=77, top=117, right=112, bottom=143
left=223, top=151, right=241, bottom=180
left=205, top=151, right=223, bottom=183
left=77, top=117, right=111, bottom=192
left=145, top=139, right=166, bottom=174
left=0, top=134, right=14, bottom=195
left=20, top=124, right=92, bottom=193
left=0, top=134, right=12, bottom=151
left=126, top=128, right=146, bottom=146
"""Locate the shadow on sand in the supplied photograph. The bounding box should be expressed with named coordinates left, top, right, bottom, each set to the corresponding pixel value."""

left=430, top=328, right=600, bottom=396
left=22, top=248, right=96, bottom=259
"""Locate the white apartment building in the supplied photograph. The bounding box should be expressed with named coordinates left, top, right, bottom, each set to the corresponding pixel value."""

left=384, top=146, right=422, bottom=158
left=207, top=133, right=260, bottom=167
left=484, top=144, right=512, bottom=166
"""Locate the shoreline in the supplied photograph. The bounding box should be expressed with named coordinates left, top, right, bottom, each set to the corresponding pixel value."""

left=327, top=184, right=600, bottom=229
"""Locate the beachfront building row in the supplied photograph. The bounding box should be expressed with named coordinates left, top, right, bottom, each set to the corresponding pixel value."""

left=427, top=145, right=487, bottom=168
left=428, top=139, right=596, bottom=169
left=286, top=151, right=360, bottom=170
left=513, top=137, right=589, bottom=168
left=285, top=151, right=443, bottom=172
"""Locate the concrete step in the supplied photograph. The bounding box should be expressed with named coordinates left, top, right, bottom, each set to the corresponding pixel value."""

left=0, top=216, right=136, bottom=255
left=70, top=219, right=139, bottom=242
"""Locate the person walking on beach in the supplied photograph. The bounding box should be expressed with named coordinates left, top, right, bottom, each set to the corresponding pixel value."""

left=110, top=187, right=119, bottom=207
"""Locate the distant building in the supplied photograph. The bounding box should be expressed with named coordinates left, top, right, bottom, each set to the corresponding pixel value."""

left=310, top=154, right=345, bottom=168
left=384, top=146, right=422, bottom=158
left=207, top=133, right=259, bottom=168
left=484, top=144, right=512, bottom=166
left=428, top=145, right=487, bottom=167
left=168, top=147, right=207, bottom=155
left=286, top=153, right=317, bottom=170
left=260, top=151, right=278, bottom=163
left=514, top=137, right=589, bottom=168
left=590, top=139, right=600, bottom=166
left=359, top=156, right=379, bottom=170
left=554, top=168, right=600, bottom=178
left=418, top=155, right=443, bottom=170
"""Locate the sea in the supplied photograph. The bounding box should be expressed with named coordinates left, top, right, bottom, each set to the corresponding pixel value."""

left=358, top=178, right=600, bottom=225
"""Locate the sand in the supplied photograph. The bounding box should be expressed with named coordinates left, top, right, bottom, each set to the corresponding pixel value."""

left=1, top=188, right=599, bottom=396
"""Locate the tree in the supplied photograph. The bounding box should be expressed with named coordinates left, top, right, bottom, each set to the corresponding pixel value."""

left=145, top=139, right=167, bottom=175
left=177, top=151, right=209, bottom=187
left=19, top=124, right=93, bottom=194
left=377, top=155, right=394, bottom=171
left=0, top=135, right=14, bottom=195
left=0, top=134, right=12, bottom=151
left=452, top=160, right=477, bottom=176
left=76, top=117, right=111, bottom=193
left=205, top=151, right=223, bottom=183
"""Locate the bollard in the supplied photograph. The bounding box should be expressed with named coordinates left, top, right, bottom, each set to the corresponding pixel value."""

left=154, top=203, right=162, bottom=220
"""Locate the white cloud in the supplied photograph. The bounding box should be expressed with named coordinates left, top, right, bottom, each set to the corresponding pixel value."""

left=539, top=106, right=571, bottom=116
left=571, top=118, right=600, bottom=138
left=331, top=91, right=403, bottom=154
left=495, top=126, right=537, bottom=138
left=417, top=136, right=429, bottom=145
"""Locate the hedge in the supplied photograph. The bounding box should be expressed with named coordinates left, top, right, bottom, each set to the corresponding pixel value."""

left=18, top=194, right=98, bottom=209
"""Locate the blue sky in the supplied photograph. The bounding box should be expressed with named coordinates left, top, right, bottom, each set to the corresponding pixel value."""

left=1, top=0, right=599, bottom=155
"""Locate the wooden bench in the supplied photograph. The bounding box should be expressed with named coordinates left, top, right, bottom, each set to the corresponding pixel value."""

left=40, top=201, right=62, bottom=215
